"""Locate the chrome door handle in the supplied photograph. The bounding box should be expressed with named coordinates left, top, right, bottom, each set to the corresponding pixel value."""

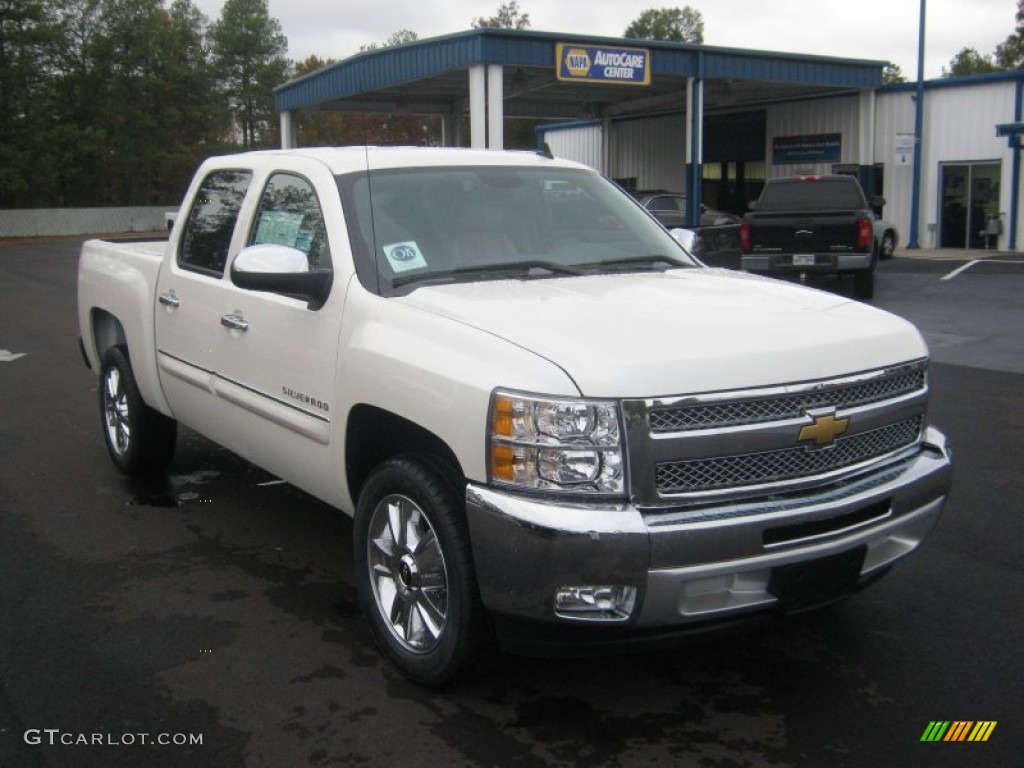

left=220, top=314, right=249, bottom=332
left=158, top=291, right=180, bottom=308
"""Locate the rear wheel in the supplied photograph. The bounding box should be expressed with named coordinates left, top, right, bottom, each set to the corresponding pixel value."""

left=853, top=269, right=875, bottom=300
left=99, top=346, right=176, bottom=474
left=353, top=456, right=489, bottom=687
left=879, top=232, right=896, bottom=260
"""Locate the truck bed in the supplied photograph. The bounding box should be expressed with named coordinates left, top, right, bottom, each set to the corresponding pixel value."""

left=77, top=237, right=169, bottom=414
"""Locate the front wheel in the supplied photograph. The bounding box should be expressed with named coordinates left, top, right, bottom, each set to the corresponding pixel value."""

left=353, top=456, right=489, bottom=687
left=99, top=346, right=177, bottom=474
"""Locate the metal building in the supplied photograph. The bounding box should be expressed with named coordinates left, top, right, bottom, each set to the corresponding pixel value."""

left=275, top=29, right=884, bottom=230
left=273, top=28, right=1023, bottom=251
left=542, top=71, right=1024, bottom=252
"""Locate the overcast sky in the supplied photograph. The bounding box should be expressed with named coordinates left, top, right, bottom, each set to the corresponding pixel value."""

left=194, top=0, right=1018, bottom=81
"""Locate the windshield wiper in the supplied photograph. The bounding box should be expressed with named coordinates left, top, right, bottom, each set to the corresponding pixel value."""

left=392, top=260, right=584, bottom=288
left=576, top=254, right=690, bottom=272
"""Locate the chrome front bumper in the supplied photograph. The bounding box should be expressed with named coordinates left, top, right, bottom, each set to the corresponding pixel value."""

left=464, top=427, right=951, bottom=628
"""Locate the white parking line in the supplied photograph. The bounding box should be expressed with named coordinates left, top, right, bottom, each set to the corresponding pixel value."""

left=937, top=258, right=1024, bottom=280
left=941, top=260, right=978, bottom=281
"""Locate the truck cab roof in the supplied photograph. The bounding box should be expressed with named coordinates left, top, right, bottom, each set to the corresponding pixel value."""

left=212, top=146, right=590, bottom=175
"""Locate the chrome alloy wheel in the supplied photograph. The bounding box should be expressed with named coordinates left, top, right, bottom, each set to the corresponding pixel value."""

left=102, top=366, right=131, bottom=457
left=367, top=494, right=450, bottom=653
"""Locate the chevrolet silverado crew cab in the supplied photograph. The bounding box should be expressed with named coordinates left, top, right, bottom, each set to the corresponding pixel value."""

left=78, top=148, right=952, bottom=685
left=740, top=174, right=886, bottom=299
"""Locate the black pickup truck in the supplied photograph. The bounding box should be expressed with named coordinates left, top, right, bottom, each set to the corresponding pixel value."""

left=740, top=175, right=884, bottom=299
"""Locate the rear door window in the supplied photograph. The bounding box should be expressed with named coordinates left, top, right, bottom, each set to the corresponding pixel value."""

left=179, top=170, right=252, bottom=276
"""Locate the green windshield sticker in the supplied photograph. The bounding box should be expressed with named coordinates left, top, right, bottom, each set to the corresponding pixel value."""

left=255, top=211, right=303, bottom=248
left=383, top=241, right=427, bottom=273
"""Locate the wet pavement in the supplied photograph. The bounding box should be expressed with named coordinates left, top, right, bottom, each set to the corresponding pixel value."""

left=1, top=241, right=1021, bottom=767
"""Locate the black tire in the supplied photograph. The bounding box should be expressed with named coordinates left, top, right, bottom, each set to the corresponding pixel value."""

left=853, top=269, right=875, bottom=300
left=99, top=346, right=177, bottom=475
left=353, top=455, right=489, bottom=687
left=879, top=232, right=896, bottom=260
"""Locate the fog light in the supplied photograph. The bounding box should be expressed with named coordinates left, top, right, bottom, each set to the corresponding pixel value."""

left=554, top=585, right=637, bottom=621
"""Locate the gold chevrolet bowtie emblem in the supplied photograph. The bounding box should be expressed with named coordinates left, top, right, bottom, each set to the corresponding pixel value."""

left=798, top=412, right=850, bottom=446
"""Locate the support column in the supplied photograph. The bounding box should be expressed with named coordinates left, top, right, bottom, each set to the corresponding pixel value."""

left=908, top=0, right=927, bottom=248
left=602, top=115, right=612, bottom=175
left=487, top=65, right=504, bottom=150
left=685, top=77, right=704, bottom=228
left=858, top=89, right=877, bottom=200
left=469, top=65, right=486, bottom=149
left=441, top=115, right=454, bottom=147
left=280, top=110, right=295, bottom=149
left=1010, top=80, right=1022, bottom=250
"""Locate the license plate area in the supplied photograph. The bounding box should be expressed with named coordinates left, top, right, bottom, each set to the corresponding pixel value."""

left=793, top=254, right=817, bottom=266
left=768, top=546, right=866, bottom=613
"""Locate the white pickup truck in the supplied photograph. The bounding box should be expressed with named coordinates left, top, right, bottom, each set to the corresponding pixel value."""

left=78, top=147, right=952, bottom=685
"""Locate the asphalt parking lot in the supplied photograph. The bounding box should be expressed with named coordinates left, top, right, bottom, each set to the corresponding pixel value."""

left=1, top=240, right=1022, bottom=767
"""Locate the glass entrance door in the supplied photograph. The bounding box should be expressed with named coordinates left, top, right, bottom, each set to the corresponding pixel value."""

left=940, top=163, right=1000, bottom=248
left=970, top=165, right=1001, bottom=248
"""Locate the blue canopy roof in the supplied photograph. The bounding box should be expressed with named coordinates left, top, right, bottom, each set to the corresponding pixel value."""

left=275, top=28, right=886, bottom=117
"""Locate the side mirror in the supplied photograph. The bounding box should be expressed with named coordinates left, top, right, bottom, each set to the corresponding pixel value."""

left=230, top=244, right=333, bottom=310
left=669, top=227, right=698, bottom=253
left=870, top=195, right=886, bottom=209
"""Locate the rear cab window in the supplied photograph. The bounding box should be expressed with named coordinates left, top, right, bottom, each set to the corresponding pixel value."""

left=179, top=170, right=253, bottom=276
left=758, top=179, right=866, bottom=212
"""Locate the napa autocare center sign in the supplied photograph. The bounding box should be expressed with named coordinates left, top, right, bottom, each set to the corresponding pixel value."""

left=556, top=43, right=651, bottom=86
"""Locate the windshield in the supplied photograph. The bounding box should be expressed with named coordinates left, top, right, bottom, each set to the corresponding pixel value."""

left=337, top=165, right=697, bottom=295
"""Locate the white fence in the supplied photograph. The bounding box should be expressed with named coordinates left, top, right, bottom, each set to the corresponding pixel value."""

left=0, top=206, right=171, bottom=238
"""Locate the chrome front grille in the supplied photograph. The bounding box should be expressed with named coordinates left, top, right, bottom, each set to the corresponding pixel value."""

left=622, top=360, right=930, bottom=504
left=655, top=417, right=923, bottom=494
left=649, top=368, right=925, bottom=432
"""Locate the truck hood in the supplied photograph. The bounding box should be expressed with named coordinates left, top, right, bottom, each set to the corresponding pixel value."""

left=398, top=269, right=927, bottom=397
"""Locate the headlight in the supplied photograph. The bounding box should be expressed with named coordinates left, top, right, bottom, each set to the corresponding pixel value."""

left=488, top=390, right=625, bottom=495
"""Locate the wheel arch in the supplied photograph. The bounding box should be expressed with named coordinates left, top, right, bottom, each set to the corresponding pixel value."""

left=87, top=307, right=172, bottom=418
left=90, top=308, right=128, bottom=364
left=345, top=404, right=466, bottom=507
